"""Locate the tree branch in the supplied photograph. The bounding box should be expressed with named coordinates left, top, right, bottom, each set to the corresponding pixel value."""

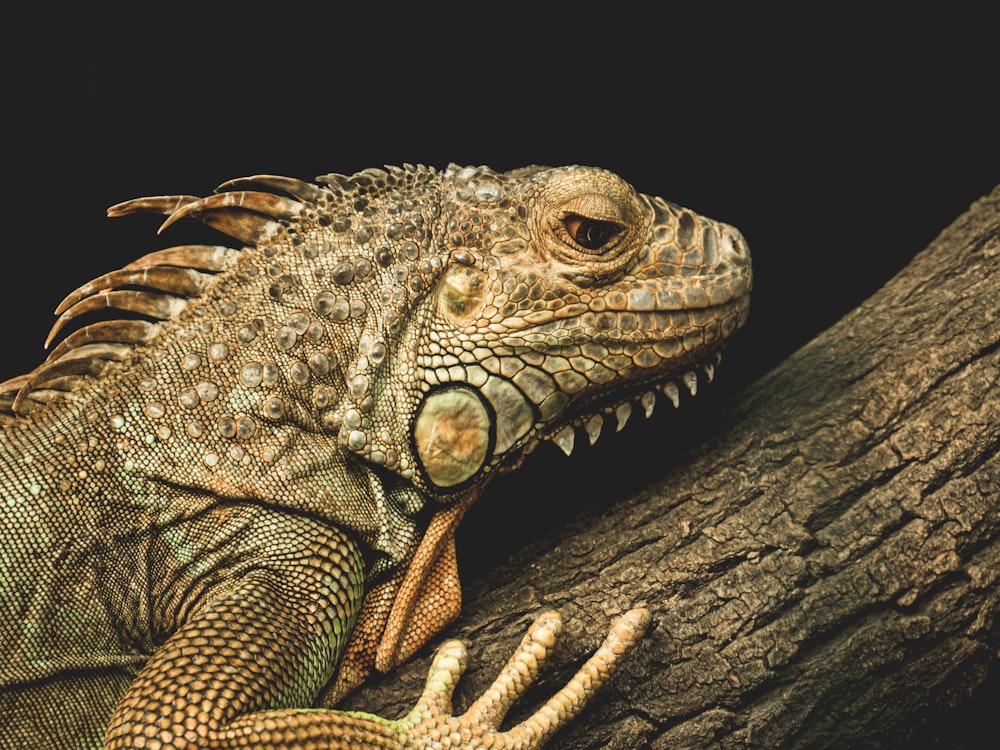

left=341, top=186, right=1000, bottom=749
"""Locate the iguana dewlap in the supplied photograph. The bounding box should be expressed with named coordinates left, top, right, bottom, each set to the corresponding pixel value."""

left=0, top=164, right=751, bottom=748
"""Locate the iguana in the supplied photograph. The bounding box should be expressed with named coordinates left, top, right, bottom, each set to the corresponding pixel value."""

left=0, top=163, right=751, bottom=748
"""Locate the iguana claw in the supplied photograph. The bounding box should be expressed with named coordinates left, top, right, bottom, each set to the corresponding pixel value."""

left=398, top=608, right=652, bottom=749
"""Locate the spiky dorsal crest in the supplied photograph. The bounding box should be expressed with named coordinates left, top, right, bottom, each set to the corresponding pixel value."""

left=0, top=176, right=325, bottom=415
left=0, top=166, right=445, bottom=418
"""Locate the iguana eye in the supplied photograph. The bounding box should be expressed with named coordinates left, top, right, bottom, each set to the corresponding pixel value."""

left=563, top=214, right=622, bottom=251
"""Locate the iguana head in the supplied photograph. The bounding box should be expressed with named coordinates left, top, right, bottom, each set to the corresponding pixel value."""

left=393, top=165, right=751, bottom=496
left=2, top=163, right=749, bottom=529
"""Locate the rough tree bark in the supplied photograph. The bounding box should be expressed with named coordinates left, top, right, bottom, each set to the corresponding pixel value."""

left=341, top=186, right=1000, bottom=748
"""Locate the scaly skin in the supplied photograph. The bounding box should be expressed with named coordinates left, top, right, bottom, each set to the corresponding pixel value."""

left=0, top=164, right=750, bottom=748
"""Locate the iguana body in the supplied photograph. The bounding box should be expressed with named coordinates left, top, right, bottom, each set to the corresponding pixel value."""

left=0, top=164, right=751, bottom=748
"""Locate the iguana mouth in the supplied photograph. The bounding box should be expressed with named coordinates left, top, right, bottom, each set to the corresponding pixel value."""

left=516, top=294, right=751, bottom=348
left=527, top=347, right=725, bottom=459
left=511, top=277, right=751, bottom=453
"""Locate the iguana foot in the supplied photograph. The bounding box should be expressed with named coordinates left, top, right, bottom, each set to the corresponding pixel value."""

left=398, top=608, right=652, bottom=749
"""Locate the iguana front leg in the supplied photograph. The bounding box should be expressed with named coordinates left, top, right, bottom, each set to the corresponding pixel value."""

left=104, top=508, right=649, bottom=749
left=218, top=609, right=650, bottom=749
left=111, top=605, right=648, bottom=748
left=103, top=512, right=367, bottom=749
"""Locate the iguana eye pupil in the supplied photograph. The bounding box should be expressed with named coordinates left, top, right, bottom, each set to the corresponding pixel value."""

left=564, top=215, right=621, bottom=251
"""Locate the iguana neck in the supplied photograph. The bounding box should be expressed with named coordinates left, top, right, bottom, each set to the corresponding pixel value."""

left=4, top=348, right=432, bottom=578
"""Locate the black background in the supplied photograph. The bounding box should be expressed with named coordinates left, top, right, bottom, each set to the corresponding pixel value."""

left=3, top=8, right=996, bottom=384
left=3, top=6, right=997, bottom=746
